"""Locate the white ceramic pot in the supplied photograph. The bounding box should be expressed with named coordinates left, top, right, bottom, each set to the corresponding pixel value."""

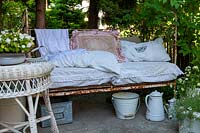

left=0, top=53, right=26, bottom=65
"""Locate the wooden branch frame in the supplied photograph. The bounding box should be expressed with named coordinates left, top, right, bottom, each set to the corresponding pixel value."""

left=48, top=80, right=176, bottom=97
left=31, top=29, right=178, bottom=97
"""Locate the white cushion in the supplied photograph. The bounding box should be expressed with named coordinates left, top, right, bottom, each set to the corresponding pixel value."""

left=120, top=38, right=171, bottom=62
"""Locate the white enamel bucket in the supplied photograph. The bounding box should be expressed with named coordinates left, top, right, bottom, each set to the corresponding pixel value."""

left=112, top=92, right=140, bottom=119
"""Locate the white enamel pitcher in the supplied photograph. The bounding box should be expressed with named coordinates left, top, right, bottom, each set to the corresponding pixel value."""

left=145, top=90, right=165, bottom=121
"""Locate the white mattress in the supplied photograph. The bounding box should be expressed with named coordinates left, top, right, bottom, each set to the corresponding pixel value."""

left=50, top=67, right=115, bottom=88
left=50, top=62, right=183, bottom=88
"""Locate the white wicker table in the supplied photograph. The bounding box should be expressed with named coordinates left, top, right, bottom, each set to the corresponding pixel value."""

left=0, top=62, right=59, bottom=133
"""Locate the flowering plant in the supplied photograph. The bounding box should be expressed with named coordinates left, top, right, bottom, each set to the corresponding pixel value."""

left=177, top=65, right=200, bottom=97
left=175, top=65, right=200, bottom=120
left=0, top=30, right=35, bottom=53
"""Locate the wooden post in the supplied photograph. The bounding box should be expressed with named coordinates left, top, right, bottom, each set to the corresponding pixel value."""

left=173, top=12, right=178, bottom=65
left=23, top=8, right=29, bottom=34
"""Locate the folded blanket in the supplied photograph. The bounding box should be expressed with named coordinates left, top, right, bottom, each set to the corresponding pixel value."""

left=35, top=29, right=70, bottom=57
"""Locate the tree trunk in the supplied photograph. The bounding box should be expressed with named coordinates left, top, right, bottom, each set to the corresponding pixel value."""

left=0, top=0, right=3, bottom=30
left=36, top=0, right=46, bottom=28
left=88, top=0, right=99, bottom=29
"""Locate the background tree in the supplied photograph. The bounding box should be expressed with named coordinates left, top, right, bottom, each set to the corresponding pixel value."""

left=0, top=0, right=3, bottom=30
left=46, top=0, right=86, bottom=29
left=36, top=0, right=46, bottom=28
left=88, top=0, right=99, bottom=29
left=1, top=0, right=26, bottom=30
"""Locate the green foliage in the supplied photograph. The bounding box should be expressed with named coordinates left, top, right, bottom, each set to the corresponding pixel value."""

left=2, top=1, right=26, bottom=30
left=176, top=96, right=200, bottom=121
left=46, top=0, right=87, bottom=29
left=100, top=0, right=199, bottom=67
left=177, top=65, right=200, bottom=98
left=176, top=65, right=200, bottom=121
left=24, top=0, right=36, bottom=29
left=100, top=0, right=136, bottom=29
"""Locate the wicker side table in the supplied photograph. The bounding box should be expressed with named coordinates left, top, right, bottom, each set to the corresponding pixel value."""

left=0, top=62, right=59, bottom=133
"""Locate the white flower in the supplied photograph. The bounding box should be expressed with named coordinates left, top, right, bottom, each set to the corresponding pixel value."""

left=185, top=78, right=188, bottom=81
left=187, top=107, right=192, bottom=111
left=186, top=74, right=190, bottom=77
left=185, top=66, right=191, bottom=70
left=193, top=66, right=199, bottom=70
left=1, top=31, right=5, bottom=34
left=183, top=111, right=189, bottom=114
left=14, top=38, right=17, bottom=41
left=178, top=78, right=183, bottom=83
left=5, top=38, right=11, bottom=44
left=27, top=43, right=32, bottom=48
left=25, top=34, right=31, bottom=39
left=170, top=84, right=173, bottom=88
left=0, top=30, right=34, bottom=53
left=186, top=66, right=191, bottom=69
left=193, top=112, right=200, bottom=118
left=21, top=45, right=26, bottom=48
left=197, top=83, right=200, bottom=87
left=19, top=34, right=24, bottom=39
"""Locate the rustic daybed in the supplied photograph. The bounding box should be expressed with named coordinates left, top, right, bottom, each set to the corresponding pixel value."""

left=32, top=29, right=183, bottom=97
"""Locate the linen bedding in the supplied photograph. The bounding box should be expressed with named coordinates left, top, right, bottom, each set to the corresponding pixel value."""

left=34, top=29, right=183, bottom=90
left=50, top=61, right=183, bottom=88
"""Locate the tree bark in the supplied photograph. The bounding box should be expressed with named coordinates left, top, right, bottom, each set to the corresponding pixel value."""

left=0, top=0, right=3, bottom=30
left=36, top=0, right=46, bottom=28
left=88, top=0, right=99, bottom=29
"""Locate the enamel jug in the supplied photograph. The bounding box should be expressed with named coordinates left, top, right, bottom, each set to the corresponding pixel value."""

left=166, top=98, right=176, bottom=120
left=145, top=90, right=165, bottom=121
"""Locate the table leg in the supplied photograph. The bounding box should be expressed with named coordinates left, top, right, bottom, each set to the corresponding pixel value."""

left=27, top=95, right=38, bottom=133
left=43, top=90, right=59, bottom=133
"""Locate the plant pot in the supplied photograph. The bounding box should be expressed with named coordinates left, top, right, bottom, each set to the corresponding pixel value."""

left=0, top=98, right=26, bottom=122
left=179, top=119, right=200, bottom=133
left=0, top=53, right=26, bottom=66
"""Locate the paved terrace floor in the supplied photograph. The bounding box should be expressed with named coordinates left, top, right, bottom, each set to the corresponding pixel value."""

left=39, top=93, right=179, bottom=133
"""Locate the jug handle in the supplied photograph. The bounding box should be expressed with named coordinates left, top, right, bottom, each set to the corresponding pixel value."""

left=145, top=95, right=150, bottom=111
left=135, top=98, right=140, bottom=114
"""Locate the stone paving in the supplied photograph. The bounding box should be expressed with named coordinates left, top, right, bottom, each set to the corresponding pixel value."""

left=39, top=93, right=179, bottom=133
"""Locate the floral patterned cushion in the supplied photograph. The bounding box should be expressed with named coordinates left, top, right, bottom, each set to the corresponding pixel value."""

left=70, top=30, right=125, bottom=62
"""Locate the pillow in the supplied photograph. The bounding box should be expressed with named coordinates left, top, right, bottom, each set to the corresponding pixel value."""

left=70, top=30, right=125, bottom=62
left=120, top=38, right=171, bottom=62
left=49, top=50, right=121, bottom=74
